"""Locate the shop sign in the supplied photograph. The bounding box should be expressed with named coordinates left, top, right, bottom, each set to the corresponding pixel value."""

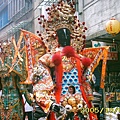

left=92, top=41, right=118, bottom=60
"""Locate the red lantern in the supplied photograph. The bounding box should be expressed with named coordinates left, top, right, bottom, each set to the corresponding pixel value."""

left=105, top=18, right=120, bottom=35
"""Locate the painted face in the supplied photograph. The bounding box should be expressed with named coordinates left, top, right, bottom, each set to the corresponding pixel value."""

left=57, top=28, right=71, bottom=47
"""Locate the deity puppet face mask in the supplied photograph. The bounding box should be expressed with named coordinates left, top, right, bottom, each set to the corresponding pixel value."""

left=56, top=28, right=71, bottom=47
left=37, top=1, right=87, bottom=52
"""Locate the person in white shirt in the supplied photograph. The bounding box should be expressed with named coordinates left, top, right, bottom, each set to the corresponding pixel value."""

left=22, top=85, right=33, bottom=120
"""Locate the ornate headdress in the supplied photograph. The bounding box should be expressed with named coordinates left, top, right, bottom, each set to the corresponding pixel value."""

left=37, top=0, right=87, bottom=52
left=0, top=41, right=12, bottom=77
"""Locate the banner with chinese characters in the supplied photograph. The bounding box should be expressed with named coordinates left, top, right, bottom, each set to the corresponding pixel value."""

left=80, top=47, right=109, bottom=88
left=21, top=29, right=46, bottom=84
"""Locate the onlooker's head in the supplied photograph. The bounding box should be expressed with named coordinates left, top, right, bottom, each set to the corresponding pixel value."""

left=68, top=85, right=76, bottom=94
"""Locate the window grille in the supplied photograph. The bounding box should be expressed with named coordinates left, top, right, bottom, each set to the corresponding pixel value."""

left=8, top=0, right=25, bottom=20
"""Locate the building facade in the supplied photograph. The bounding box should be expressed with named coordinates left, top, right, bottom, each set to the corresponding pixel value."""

left=0, top=0, right=33, bottom=42
left=81, top=0, right=120, bottom=116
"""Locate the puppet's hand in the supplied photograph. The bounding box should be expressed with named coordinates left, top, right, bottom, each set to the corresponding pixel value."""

left=33, top=105, right=47, bottom=119
left=50, top=103, right=66, bottom=115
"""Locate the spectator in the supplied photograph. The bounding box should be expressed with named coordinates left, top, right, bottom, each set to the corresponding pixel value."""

left=23, top=85, right=33, bottom=120
left=92, top=85, right=102, bottom=120
left=68, top=85, right=76, bottom=95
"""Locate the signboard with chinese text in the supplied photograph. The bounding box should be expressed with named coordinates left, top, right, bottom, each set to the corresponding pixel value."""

left=92, top=41, right=118, bottom=60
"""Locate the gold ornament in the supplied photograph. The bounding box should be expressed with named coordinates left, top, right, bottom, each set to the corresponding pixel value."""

left=72, top=106, right=77, bottom=112
left=68, top=96, right=76, bottom=106
left=37, top=1, right=87, bottom=52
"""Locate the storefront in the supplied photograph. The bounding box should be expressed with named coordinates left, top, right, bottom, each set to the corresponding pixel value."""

left=86, top=30, right=120, bottom=119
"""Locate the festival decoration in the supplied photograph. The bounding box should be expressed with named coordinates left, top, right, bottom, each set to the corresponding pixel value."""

left=105, top=18, right=120, bottom=35
left=20, top=29, right=46, bottom=84
left=37, top=0, right=87, bottom=52
left=0, top=36, right=34, bottom=120
left=19, top=0, right=109, bottom=119
left=80, top=46, right=109, bottom=88
left=30, top=1, right=99, bottom=120
left=52, top=53, right=62, bottom=66
left=81, top=57, right=92, bottom=68
left=0, top=36, right=25, bottom=78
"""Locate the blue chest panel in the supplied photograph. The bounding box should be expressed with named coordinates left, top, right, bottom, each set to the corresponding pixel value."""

left=61, top=68, right=81, bottom=95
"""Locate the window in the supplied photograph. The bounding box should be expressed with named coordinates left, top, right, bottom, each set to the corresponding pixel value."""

left=20, top=0, right=25, bottom=10
left=8, top=0, right=25, bottom=20
left=25, top=0, right=32, bottom=11
left=0, top=0, right=4, bottom=7
left=15, top=0, right=17, bottom=13
left=0, top=17, right=3, bottom=28
left=0, top=6, right=9, bottom=29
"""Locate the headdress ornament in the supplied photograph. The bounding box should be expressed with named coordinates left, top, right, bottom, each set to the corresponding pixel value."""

left=37, top=0, right=87, bottom=52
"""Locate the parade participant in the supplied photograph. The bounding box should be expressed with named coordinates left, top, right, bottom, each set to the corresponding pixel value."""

left=0, top=41, right=34, bottom=120
left=92, top=85, right=102, bottom=120
left=23, top=85, right=34, bottom=120
left=32, top=0, right=98, bottom=120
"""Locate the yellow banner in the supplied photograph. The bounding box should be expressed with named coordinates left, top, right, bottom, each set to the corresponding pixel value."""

left=80, top=47, right=109, bottom=88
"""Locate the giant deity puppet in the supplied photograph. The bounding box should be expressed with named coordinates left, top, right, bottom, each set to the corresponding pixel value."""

left=0, top=37, right=34, bottom=120
left=30, top=1, right=99, bottom=120
left=20, top=0, right=108, bottom=120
